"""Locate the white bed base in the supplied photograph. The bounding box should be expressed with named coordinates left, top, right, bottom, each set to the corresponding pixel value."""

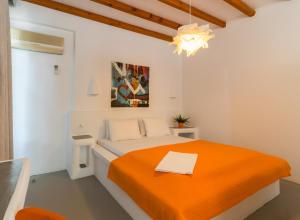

left=3, top=158, right=30, bottom=220
left=93, top=145, right=280, bottom=220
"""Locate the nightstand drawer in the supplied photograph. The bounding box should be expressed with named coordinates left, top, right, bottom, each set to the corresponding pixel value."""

left=170, top=127, right=199, bottom=139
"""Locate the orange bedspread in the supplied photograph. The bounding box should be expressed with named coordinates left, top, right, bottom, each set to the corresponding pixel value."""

left=108, top=140, right=291, bottom=220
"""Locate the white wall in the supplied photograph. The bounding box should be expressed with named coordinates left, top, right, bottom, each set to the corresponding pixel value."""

left=183, top=0, right=300, bottom=183
left=12, top=22, right=74, bottom=175
left=10, top=1, right=183, bottom=174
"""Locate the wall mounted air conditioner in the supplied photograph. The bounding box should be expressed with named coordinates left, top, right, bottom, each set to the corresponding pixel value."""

left=11, top=28, right=64, bottom=55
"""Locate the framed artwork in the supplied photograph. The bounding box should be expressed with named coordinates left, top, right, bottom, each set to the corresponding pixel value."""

left=111, top=61, right=149, bottom=107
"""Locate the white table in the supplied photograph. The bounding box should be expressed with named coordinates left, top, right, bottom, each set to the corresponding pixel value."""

left=2, top=158, right=30, bottom=220
left=68, top=135, right=95, bottom=180
left=170, top=127, right=199, bottom=139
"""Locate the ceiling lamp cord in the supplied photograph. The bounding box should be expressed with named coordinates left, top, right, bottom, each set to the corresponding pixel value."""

left=189, top=0, right=192, bottom=24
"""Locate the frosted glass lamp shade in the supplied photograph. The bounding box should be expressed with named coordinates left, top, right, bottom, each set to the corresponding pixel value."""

left=87, top=78, right=100, bottom=96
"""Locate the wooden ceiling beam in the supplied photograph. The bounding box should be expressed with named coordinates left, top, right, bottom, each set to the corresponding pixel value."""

left=22, top=0, right=173, bottom=42
left=224, top=0, right=256, bottom=17
left=158, top=0, right=226, bottom=28
left=91, top=0, right=181, bottom=30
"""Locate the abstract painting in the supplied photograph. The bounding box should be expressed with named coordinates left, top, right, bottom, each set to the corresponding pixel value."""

left=111, top=61, right=149, bottom=107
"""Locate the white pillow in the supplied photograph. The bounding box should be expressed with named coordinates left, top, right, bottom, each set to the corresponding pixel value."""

left=108, top=119, right=141, bottom=141
left=143, top=118, right=171, bottom=137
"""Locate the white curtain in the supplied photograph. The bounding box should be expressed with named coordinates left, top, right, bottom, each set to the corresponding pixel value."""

left=0, top=0, right=13, bottom=161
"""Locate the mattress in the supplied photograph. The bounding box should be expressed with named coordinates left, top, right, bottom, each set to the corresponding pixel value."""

left=99, top=135, right=192, bottom=156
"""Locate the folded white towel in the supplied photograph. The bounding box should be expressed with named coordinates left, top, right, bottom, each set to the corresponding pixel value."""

left=155, top=151, right=198, bottom=175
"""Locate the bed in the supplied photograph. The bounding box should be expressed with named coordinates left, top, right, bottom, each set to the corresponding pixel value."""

left=93, top=135, right=289, bottom=220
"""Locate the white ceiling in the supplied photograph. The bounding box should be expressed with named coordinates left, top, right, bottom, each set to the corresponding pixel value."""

left=54, top=0, right=284, bottom=36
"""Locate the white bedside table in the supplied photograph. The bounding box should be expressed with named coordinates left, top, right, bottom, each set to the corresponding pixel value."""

left=170, top=127, right=199, bottom=139
left=68, top=135, right=95, bottom=180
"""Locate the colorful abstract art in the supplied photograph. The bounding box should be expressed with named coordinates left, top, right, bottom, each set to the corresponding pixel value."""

left=111, top=61, right=149, bottom=107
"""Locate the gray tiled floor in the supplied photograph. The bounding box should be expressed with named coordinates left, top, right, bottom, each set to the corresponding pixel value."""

left=25, top=171, right=300, bottom=220
left=26, top=171, right=131, bottom=220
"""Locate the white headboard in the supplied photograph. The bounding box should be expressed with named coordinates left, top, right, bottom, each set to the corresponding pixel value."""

left=69, top=109, right=177, bottom=141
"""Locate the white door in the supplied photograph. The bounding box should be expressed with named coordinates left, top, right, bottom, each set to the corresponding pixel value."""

left=12, top=21, right=74, bottom=175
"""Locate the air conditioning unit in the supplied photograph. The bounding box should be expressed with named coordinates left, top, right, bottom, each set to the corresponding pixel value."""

left=11, top=28, right=64, bottom=55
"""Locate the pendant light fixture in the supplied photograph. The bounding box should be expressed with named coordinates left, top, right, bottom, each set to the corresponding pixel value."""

left=172, top=0, right=215, bottom=57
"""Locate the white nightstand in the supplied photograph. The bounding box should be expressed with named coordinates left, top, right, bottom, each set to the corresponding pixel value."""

left=170, top=127, right=199, bottom=139
left=68, top=135, right=95, bottom=180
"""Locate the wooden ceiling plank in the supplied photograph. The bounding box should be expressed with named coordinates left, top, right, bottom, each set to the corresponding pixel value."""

left=224, top=0, right=256, bottom=17
left=91, top=0, right=181, bottom=30
left=158, top=0, right=226, bottom=28
left=22, top=0, right=173, bottom=42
